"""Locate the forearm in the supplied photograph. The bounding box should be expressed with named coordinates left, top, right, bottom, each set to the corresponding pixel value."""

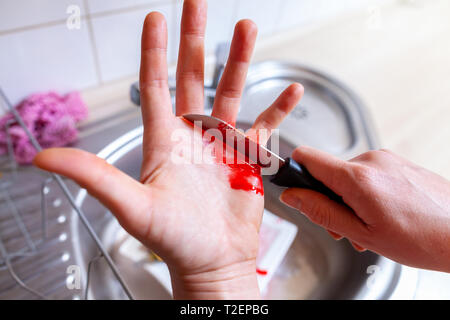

left=169, top=260, right=261, bottom=299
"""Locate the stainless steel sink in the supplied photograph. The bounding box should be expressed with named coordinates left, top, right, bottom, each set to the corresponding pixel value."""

left=70, top=112, right=418, bottom=300
left=0, top=61, right=419, bottom=299
left=70, top=61, right=419, bottom=299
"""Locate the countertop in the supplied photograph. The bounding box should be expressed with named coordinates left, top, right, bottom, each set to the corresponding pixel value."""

left=80, top=0, right=450, bottom=299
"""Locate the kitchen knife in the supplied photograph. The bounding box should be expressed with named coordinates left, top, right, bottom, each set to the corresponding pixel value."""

left=183, top=114, right=344, bottom=204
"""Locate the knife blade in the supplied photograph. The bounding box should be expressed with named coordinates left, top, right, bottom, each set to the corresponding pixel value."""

left=182, top=114, right=344, bottom=204
left=183, top=113, right=284, bottom=174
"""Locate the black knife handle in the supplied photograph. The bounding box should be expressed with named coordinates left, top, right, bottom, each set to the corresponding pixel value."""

left=270, top=157, right=344, bottom=204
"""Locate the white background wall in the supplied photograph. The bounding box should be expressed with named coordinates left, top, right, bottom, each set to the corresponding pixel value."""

left=0, top=0, right=389, bottom=106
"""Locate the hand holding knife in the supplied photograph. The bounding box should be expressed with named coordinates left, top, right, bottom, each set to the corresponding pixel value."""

left=183, top=114, right=344, bottom=205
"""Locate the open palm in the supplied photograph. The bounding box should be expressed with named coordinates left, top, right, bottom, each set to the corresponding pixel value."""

left=34, top=0, right=303, bottom=299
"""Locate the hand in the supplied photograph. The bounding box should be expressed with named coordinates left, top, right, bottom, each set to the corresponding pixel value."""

left=280, top=146, right=450, bottom=273
left=33, top=0, right=304, bottom=299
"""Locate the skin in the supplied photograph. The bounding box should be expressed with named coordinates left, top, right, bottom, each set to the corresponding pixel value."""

left=33, top=0, right=303, bottom=299
left=280, top=147, right=450, bottom=273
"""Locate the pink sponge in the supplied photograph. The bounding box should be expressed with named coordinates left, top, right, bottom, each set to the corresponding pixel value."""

left=0, top=91, right=88, bottom=164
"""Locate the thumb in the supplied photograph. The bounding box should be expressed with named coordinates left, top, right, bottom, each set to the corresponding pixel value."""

left=280, top=188, right=369, bottom=243
left=33, top=148, right=153, bottom=240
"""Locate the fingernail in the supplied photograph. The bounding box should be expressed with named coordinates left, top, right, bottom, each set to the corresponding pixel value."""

left=280, top=193, right=302, bottom=210
left=351, top=241, right=367, bottom=252
left=327, top=230, right=343, bottom=240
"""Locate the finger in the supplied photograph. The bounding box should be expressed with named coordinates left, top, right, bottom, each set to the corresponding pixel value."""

left=291, top=145, right=351, bottom=196
left=175, top=0, right=207, bottom=116
left=33, top=148, right=153, bottom=241
left=280, top=188, right=369, bottom=242
left=327, top=230, right=343, bottom=240
left=140, top=12, right=172, bottom=122
left=247, top=83, right=303, bottom=144
left=140, top=12, right=175, bottom=181
left=212, top=19, right=257, bottom=125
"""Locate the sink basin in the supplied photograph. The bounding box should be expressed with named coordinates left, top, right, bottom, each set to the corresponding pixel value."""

left=71, top=115, right=417, bottom=300
left=0, top=62, right=419, bottom=300
left=69, top=62, right=418, bottom=300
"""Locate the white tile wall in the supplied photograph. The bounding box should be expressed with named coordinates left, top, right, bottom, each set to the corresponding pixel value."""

left=172, top=1, right=182, bottom=63
left=233, top=0, right=282, bottom=37
left=90, top=3, right=174, bottom=82
left=0, top=20, right=97, bottom=106
left=87, top=0, right=169, bottom=14
left=0, top=0, right=392, bottom=106
left=276, top=0, right=319, bottom=31
left=0, top=0, right=85, bottom=32
left=205, top=0, right=237, bottom=54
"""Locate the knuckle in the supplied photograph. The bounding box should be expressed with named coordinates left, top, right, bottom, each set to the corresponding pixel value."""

left=363, top=150, right=383, bottom=161
left=218, top=87, right=242, bottom=100
left=379, top=148, right=394, bottom=155
left=90, top=160, right=112, bottom=187
left=306, top=201, right=331, bottom=229
left=329, top=162, right=352, bottom=190
left=140, top=78, right=168, bottom=90
left=356, top=149, right=391, bottom=163
left=256, top=117, right=276, bottom=130
left=176, top=70, right=204, bottom=81
left=350, top=164, right=377, bottom=188
left=142, top=46, right=167, bottom=54
left=151, top=78, right=168, bottom=88
left=364, top=150, right=379, bottom=161
left=181, top=28, right=205, bottom=39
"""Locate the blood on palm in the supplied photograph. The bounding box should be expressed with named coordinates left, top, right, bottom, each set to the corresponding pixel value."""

left=184, top=119, right=264, bottom=196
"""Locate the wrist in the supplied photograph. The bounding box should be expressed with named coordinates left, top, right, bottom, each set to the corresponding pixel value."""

left=169, top=260, right=261, bottom=299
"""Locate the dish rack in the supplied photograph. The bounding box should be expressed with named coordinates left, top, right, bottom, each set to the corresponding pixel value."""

left=0, top=88, right=134, bottom=300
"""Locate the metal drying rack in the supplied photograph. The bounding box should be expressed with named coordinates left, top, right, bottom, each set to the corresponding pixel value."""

left=0, top=88, right=134, bottom=300
left=0, top=43, right=232, bottom=300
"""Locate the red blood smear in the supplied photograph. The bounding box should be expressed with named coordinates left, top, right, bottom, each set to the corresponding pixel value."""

left=256, top=268, right=268, bottom=276
left=216, top=122, right=264, bottom=196
left=227, top=163, right=263, bottom=195
left=184, top=119, right=264, bottom=196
